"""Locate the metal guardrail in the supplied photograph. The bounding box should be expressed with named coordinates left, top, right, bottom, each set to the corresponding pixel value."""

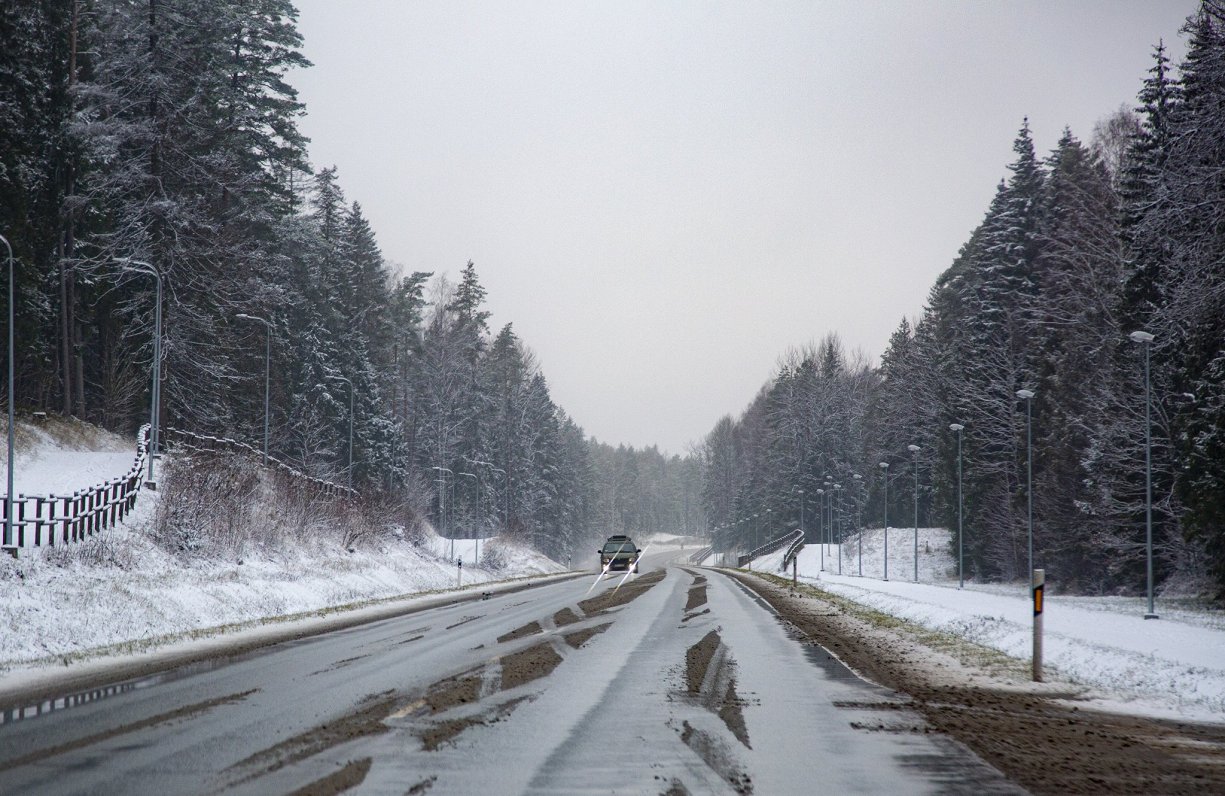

left=688, top=544, right=714, bottom=564
left=2, top=425, right=149, bottom=549
left=781, top=532, right=806, bottom=571
left=736, top=528, right=804, bottom=568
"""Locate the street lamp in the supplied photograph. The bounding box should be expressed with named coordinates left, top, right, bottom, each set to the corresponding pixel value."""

left=431, top=465, right=454, bottom=558
left=235, top=313, right=272, bottom=464
left=950, top=424, right=965, bottom=589
left=834, top=484, right=843, bottom=575
left=1130, top=330, right=1157, bottom=619
left=908, top=444, right=921, bottom=583
left=879, top=461, right=890, bottom=580
left=327, top=374, right=354, bottom=490
left=852, top=474, right=863, bottom=576
left=816, top=488, right=825, bottom=571
left=463, top=456, right=503, bottom=562
left=1017, top=388, right=1035, bottom=582
left=824, top=477, right=834, bottom=552
left=796, top=487, right=805, bottom=543
left=116, top=258, right=162, bottom=488
left=2, top=234, right=13, bottom=550
left=459, top=471, right=478, bottom=562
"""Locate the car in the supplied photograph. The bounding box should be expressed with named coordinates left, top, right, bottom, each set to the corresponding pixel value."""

left=599, top=535, right=641, bottom=573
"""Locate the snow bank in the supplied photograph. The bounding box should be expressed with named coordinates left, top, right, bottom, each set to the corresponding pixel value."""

left=0, top=419, right=565, bottom=675
left=742, top=527, right=1225, bottom=723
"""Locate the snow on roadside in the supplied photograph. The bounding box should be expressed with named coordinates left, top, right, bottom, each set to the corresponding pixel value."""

left=0, top=419, right=566, bottom=676
left=0, top=515, right=564, bottom=674
left=744, top=527, right=1225, bottom=723
left=1, top=418, right=135, bottom=496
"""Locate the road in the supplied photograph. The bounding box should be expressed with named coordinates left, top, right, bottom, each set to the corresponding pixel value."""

left=0, top=549, right=1019, bottom=794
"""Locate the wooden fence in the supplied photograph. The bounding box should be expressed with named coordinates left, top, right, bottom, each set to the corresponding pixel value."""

left=2, top=425, right=149, bottom=550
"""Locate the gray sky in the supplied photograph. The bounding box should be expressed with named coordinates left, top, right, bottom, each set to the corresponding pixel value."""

left=291, top=0, right=1195, bottom=455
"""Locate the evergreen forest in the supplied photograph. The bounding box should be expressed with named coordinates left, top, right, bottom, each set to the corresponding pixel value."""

left=0, top=0, right=700, bottom=562
left=697, top=3, right=1225, bottom=599
left=3, top=2, right=1224, bottom=598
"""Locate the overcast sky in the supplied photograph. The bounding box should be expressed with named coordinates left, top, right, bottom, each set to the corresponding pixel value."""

left=290, top=0, right=1195, bottom=456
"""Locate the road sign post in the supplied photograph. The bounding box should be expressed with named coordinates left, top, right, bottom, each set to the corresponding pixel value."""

left=1033, top=568, right=1044, bottom=682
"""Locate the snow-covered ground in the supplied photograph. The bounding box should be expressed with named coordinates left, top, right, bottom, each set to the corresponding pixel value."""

left=743, top=527, right=1225, bottom=723
left=0, top=419, right=566, bottom=675
left=1, top=418, right=134, bottom=495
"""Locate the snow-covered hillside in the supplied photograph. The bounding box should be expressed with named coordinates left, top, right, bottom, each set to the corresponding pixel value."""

left=0, top=419, right=566, bottom=674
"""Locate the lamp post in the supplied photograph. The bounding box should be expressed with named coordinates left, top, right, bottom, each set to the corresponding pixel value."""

left=492, top=466, right=508, bottom=531
left=796, top=487, right=805, bottom=544
left=235, top=313, right=272, bottom=464
left=2, top=234, right=13, bottom=551
left=852, top=474, right=864, bottom=575
left=1130, top=330, right=1158, bottom=619
left=834, top=483, right=843, bottom=575
left=431, top=465, right=454, bottom=559
left=950, top=424, right=965, bottom=589
left=459, top=471, right=478, bottom=562
left=879, top=461, right=890, bottom=580
left=828, top=475, right=837, bottom=548
left=463, top=456, right=502, bottom=563
left=816, top=489, right=825, bottom=571
left=908, top=444, right=921, bottom=582
left=327, top=374, right=354, bottom=490
left=116, top=258, right=162, bottom=488
left=1017, top=389, right=1035, bottom=582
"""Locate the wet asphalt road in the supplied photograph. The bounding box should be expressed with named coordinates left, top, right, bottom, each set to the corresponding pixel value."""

left=0, top=550, right=1020, bottom=794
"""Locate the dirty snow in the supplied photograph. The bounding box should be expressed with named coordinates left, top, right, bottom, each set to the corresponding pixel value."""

left=743, top=527, right=1225, bottom=723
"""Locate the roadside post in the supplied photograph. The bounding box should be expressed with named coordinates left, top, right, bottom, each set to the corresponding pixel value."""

left=458, top=558, right=463, bottom=589
left=1032, top=569, right=1044, bottom=682
left=793, top=555, right=798, bottom=587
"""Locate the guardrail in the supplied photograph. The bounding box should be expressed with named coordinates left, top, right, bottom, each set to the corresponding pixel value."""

left=781, top=532, right=806, bottom=571
left=736, top=528, right=804, bottom=568
left=165, top=428, right=356, bottom=501
left=688, top=544, right=714, bottom=564
left=2, top=425, right=149, bottom=550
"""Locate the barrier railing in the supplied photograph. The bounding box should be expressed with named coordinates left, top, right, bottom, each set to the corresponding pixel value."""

left=781, top=532, right=806, bottom=570
left=164, top=428, right=357, bottom=501
left=2, top=425, right=149, bottom=550
left=688, top=544, right=714, bottom=564
left=737, top=528, right=804, bottom=568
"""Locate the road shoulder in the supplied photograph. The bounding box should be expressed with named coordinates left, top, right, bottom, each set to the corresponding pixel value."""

left=0, top=571, right=585, bottom=714
left=726, top=568, right=1225, bottom=795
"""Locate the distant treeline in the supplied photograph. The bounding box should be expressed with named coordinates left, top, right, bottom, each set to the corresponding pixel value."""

left=697, top=4, right=1225, bottom=599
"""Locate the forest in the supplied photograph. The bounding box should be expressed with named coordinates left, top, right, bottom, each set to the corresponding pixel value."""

left=0, top=0, right=700, bottom=562
left=4, top=2, right=1223, bottom=594
left=697, top=3, right=1225, bottom=599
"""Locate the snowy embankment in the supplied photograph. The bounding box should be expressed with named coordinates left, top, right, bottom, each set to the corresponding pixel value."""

left=744, top=527, right=1225, bottom=724
left=0, top=420, right=565, bottom=675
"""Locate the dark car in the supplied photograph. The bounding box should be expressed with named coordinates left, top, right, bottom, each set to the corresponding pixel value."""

left=599, top=535, right=641, bottom=573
